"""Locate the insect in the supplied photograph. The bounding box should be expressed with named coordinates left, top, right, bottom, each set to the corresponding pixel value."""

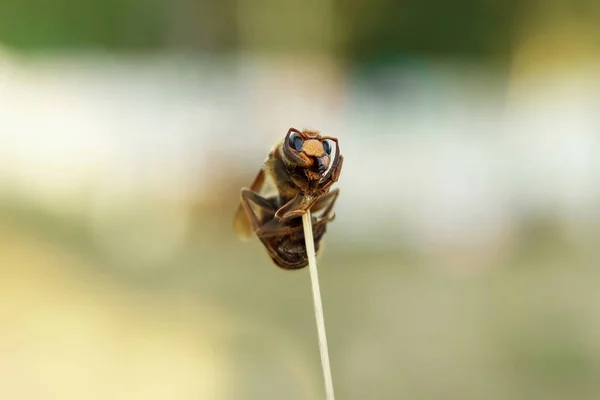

left=233, top=127, right=343, bottom=269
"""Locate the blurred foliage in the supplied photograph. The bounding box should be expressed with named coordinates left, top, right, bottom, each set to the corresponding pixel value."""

left=2, top=0, right=599, bottom=66
left=336, top=0, right=521, bottom=63
left=0, top=0, right=238, bottom=52
left=0, top=0, right=522, bottom=63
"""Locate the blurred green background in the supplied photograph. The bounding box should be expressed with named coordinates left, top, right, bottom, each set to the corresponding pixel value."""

left=1, top=0, right=600, bottom=399
left=0, top=0, right=522, bottom=59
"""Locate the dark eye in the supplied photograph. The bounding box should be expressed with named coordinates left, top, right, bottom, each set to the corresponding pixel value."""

left=323, top=140, right=333, bottom=155
left=288, top=132, right=303, bottom=152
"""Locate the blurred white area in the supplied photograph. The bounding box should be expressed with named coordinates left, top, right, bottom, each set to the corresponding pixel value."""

left=1, top=48, right=599, bottom=253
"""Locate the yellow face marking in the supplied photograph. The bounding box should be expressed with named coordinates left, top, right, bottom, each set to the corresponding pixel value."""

left=302, top=139, right=324, bottom=157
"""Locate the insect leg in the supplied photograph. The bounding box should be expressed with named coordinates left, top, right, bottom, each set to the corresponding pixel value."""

left=274, top=193, right=317, bottom=222
left=239, top=188, right=278, bottom=233
left=233, top=168, right=268, bottom=238
left=310, top=188, right=340, bottom=221
left=254, top=219, right=296, bottom=238
left=267, top=190, right=339, bottom=237
left=239, top=189, right=307, bottom=239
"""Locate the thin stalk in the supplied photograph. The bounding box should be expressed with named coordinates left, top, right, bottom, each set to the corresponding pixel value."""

left=302, top=210, right=335, bottom=400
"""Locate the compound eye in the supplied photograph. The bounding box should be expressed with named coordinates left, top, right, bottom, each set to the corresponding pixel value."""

left=322, top=139, right=333, bottom=155
left=288, top=132, right=303, bottom=152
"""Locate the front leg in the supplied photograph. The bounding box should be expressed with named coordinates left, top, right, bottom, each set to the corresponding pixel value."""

left=274, top=193, right=318, bottom=222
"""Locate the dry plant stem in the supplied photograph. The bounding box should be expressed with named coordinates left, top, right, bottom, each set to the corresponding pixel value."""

left=302, top=210, right=335, bottom=400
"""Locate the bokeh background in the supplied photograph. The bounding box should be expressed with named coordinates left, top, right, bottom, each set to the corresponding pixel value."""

left=1, top=1, right=600, bottom=399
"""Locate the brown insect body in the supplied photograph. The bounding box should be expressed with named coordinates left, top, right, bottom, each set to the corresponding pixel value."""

left=246, top=196, right=331, bottom=269
left=233, top=127, right=343, bottom=270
